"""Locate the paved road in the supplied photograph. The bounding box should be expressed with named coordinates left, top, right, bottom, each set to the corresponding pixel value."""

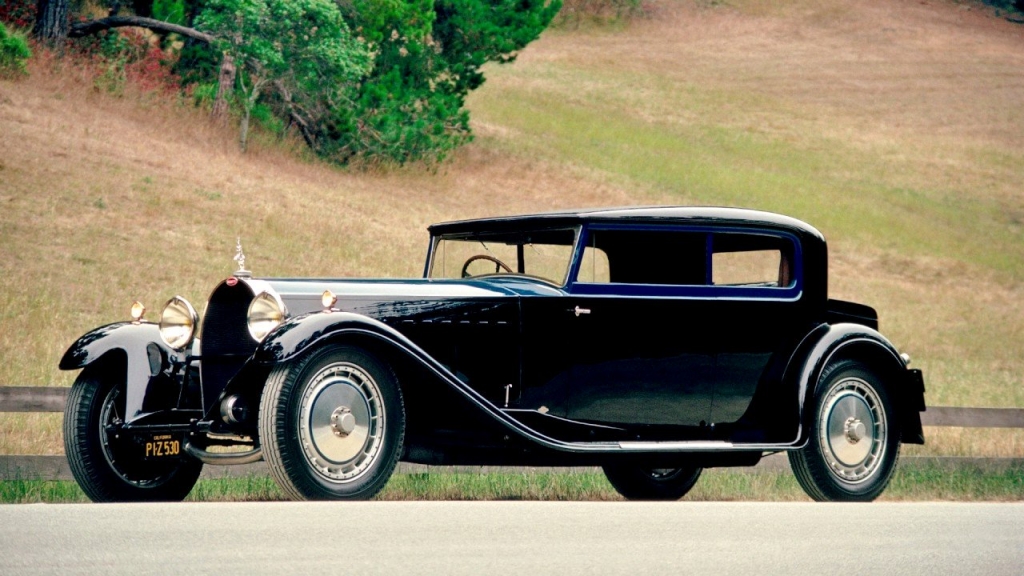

left=2, top=502, right=1021, bottom=575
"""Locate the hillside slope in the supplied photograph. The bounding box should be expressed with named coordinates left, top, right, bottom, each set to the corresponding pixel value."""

left=0, top=0, right=1021, bottom=457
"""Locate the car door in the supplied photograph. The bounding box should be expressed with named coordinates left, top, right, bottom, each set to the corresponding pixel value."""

left=561, top=226, right=715, bottom=429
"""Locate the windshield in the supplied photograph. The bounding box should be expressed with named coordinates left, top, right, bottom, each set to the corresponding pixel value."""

left=428, top=228, right=579, bottom=286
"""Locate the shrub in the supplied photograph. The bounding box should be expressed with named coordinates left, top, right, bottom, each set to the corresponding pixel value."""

left=0, top=22, right=32, bottom=78
left=68, top=28, right=181, bottom=95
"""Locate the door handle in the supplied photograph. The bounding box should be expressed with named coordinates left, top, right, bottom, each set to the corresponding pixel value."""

left=573, top=306, right=591, bottom=317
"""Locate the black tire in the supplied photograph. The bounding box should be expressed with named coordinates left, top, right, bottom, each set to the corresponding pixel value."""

left=63, top=367, right=203, bottom=502
left=602, top=465, right=702, bottom=501
left=259, top=345, right=405, bottom=500
left=789, top=360, right=901, bottom=502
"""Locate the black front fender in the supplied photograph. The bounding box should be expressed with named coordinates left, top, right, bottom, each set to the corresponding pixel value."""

left=60, top=322, right=187, bottom=424
left=253, top=312, right=407, bottom=366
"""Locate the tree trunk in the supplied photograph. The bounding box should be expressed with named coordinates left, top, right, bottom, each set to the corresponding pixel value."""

left=211, top=55, right=236, bottom=124
left=275, top=81, right=317, bottom=151
left=33, top=0, right=70, bottom=49
left=239, top=104, right=251, bottom=153
left=239, top=83, right=261, bottom=153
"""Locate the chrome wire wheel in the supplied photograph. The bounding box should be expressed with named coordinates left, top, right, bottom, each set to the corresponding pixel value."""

left=818, top=377, right=887, bottom=484
left=64, top=367, right=202, bottom=502
left=97, top=386, right=151, bottom=487
left=298, top=362, right=385, bottom=484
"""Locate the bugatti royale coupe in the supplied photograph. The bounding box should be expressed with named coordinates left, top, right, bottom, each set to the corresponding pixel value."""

left=60, top=207, right=925, bottom=502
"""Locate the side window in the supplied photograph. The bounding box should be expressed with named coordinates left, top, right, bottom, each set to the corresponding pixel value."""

left=711, top=234, right=794, bottom=288
left=573, top=228, right=796, bottom=290
left=576, top=229, right=706, bottom=285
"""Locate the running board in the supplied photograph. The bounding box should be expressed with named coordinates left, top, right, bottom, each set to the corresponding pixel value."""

left=614, top=440, right=801, bottom=452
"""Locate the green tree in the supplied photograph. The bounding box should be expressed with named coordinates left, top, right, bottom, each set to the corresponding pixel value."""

left=196, top=0, right=370, bottom=151
left=325, top=0, right=563, bottom=165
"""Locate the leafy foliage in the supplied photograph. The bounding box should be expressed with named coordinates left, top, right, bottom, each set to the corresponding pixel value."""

left=69, top=27, right=181, bottom=94
left=982, top=0, right=1024, bottom=13
left=18, top=0, right=562, bottom=163
left=0, top=21, right=32, bottom=78
left=195, top=0, right=371, bottom=151
left=324, top=0, right=563, bottom=165
left=152, top=0, right=186, bottom=26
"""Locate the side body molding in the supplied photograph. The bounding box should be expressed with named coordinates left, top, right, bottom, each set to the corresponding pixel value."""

left=784, top=322, right=925, bottom=446
left=254, top=312, right=788, bottom=455
left=59, top=322, right=186, bottom=425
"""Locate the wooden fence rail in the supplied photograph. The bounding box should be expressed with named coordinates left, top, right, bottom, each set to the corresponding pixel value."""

left=2, top=386, right=1023, bottom=481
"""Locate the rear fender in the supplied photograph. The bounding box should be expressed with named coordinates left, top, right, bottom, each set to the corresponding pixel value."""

left=785, top=323, right=925, bottom=446
left=60, top=322, right=187, bottom=424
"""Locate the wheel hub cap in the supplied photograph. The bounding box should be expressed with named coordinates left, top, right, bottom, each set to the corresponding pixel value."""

left=844, top=418, right=866, bottom=444
left=330, top=407, right=357, bottom=437
left=819, top=377, right=887, bottom=484
left=299, top=362, right=384, bottom=483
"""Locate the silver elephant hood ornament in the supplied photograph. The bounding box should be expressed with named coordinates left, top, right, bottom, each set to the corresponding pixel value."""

left=233, top=237, right=251, bottom=278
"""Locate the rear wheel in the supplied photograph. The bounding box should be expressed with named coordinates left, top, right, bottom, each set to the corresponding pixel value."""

left=260, top=345, right=405, bottom=500
left=789, top=360, right=900, bottom=502
left=602, top=465, right=702, bottom=501
left=64, top=368, right=203, bottom=502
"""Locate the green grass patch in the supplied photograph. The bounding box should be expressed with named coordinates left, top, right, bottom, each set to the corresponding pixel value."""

left=3, top=464, right=1021, bottom=504
left=379, top=471, right=620, bottom=501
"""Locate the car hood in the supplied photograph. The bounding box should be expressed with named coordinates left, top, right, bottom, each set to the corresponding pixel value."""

left=260, top=277, right=560, bottom=318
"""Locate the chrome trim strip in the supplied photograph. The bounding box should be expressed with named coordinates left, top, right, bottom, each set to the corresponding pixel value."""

left=618, top=441, right=736, bottom=451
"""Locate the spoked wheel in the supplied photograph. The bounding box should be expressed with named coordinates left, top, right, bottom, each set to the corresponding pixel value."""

left=602, top=465, right=702, bottom=501
left=64, top=367, right=203, bottom=502
left=789, top=360, right=900, bottom=502
left=260, top=345, right=405, bottom=500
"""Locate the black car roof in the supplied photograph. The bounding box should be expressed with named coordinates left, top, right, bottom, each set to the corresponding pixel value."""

left=428, top=206, right=824, bottom=241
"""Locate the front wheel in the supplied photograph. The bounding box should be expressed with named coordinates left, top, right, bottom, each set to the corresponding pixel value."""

left=789, top=360, right=900, bottom=502
left=602, top=465, right=702, bottom=501
left=259, top=345, right=405, bottom=500
left=63, top=368, right=203, bottom=502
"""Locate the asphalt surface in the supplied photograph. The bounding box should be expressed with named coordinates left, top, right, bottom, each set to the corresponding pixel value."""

left=1, top=502, right=1021, bottom=575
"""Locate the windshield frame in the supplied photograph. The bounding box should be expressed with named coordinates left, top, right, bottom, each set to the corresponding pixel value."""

left=424, top=226, right=582, bottom=288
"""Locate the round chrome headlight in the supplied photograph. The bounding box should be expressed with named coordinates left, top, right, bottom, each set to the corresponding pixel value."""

left=159, top=296, right=199, bottom=350
left=247, top=291, right=286, bottom=342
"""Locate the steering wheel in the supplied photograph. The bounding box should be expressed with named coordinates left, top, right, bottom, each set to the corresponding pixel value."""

left=461, top=254, right=514, bottom=278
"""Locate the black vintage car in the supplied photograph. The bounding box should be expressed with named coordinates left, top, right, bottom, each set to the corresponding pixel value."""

left=60, top=207, right=925, bottom=502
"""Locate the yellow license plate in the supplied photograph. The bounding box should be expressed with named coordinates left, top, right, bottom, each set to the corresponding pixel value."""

left=145, top=435, right=181, bottom=458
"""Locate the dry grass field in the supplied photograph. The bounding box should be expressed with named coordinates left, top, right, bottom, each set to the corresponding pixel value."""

left=1, top=0, right=1022, bottom=460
